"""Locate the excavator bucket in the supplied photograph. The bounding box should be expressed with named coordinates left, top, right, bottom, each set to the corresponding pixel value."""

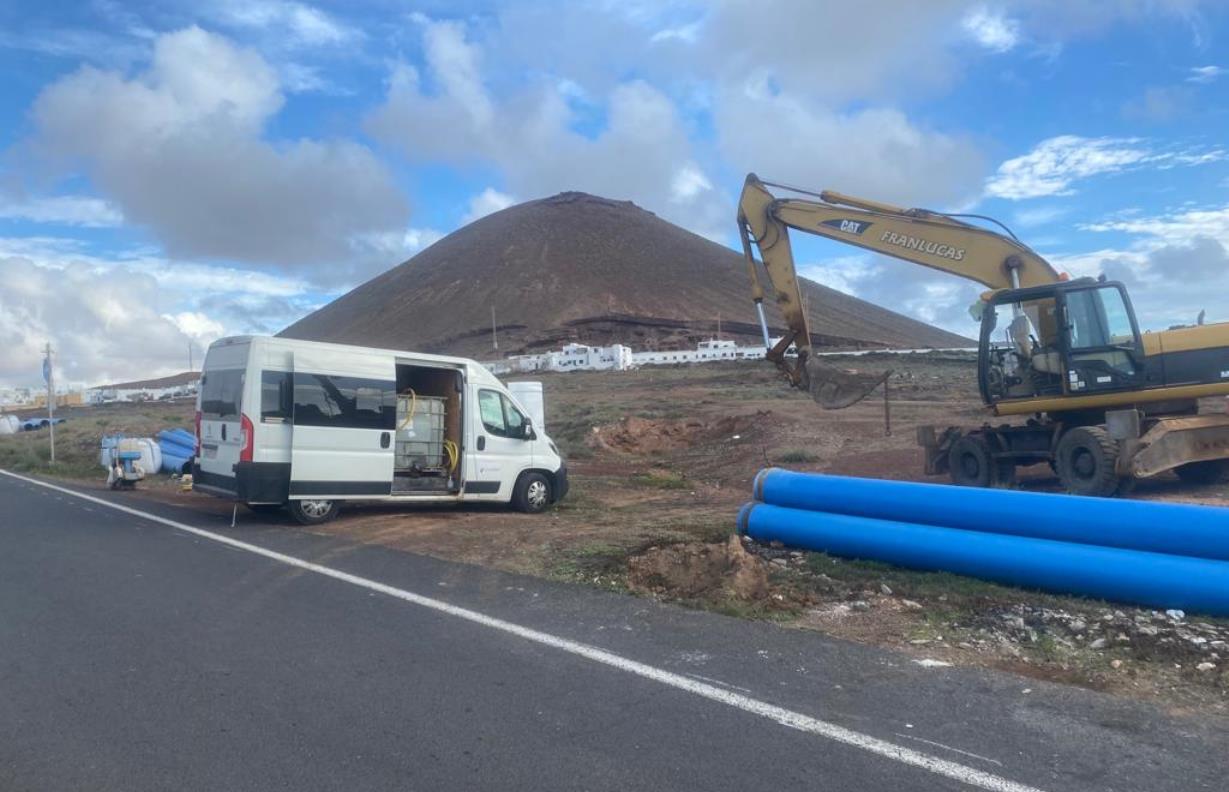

left=803, top=356, right=892, bottom=410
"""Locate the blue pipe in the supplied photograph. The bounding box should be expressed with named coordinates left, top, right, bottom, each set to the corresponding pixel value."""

left=737, top=502, right=1229, bottom=616
left=754, top=469, right=1229, bottom=562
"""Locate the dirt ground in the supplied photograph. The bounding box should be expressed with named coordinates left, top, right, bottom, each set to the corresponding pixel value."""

left=6, top=352, right=1229, bottom=714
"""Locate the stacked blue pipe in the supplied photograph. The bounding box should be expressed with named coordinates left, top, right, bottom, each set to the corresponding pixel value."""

left=739, top=469, right=1229, bottom=616
left=157, top=428, right=195, bottom=474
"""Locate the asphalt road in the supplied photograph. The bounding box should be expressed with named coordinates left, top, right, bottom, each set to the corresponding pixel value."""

left=2, top=470, right=1226, bottom=792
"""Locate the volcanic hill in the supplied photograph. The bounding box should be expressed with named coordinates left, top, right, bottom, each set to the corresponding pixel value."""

left=280, top=192, right=970, bottom=357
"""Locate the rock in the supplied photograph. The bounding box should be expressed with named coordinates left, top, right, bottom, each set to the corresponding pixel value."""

left=850, top=600, right=871, bottom=612
left=770, top=558, right=789, bottom=568
left=1165, top=609, right=1185, bottom=621
left=1211, top=641, right=1227, bottom=649
left=789, top=551, right=803, bottom=559
left=1068, top=619, right=1087, bottom=633
left=1089, top=638, right=1109, bottom=650
left=879, top=583, right=893, bottom=595
left=901, top=599, right=923, bottom=610
left=1110, top=659, right=1123, bottom=669
left=769, top=540, right=785, bottom=549
left=1007, top=616, right=1026, bottom=631
left=1137, top=625, right=1159, bottom=637
left=1196, top=662, right=1217, bottom=672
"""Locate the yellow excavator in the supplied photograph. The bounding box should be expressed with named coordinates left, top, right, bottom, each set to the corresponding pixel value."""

left=737, top=173, right=1229, bottom=496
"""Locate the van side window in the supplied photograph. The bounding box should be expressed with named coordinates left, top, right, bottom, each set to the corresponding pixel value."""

left=200, top=369, right=244, bottom=418
left=260, top=371, right=293, bottom=422
left=478, top=389, right=507, bottom=436
left=292, top=374, right=395, bottom=430
left=478, top=389, right=526, bottom=438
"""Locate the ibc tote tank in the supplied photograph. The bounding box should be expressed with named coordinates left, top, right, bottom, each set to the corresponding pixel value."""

left=508, top=381, right=546, bottom=432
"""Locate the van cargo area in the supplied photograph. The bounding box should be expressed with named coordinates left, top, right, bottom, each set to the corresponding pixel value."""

left=393, top=364, right=463, bottom=494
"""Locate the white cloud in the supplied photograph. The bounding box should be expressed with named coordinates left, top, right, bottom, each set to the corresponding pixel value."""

left=0, top=195, right=123, bottom=227
left=205, top=1, right=361, bottom=48
left=962, top=6, right=1021, bottom=52
left=0, top=256, right=203, bottom=388
left=29, top=26, right=407, bottom=277
left=462, top=188, right=516, bottom=224
left=986, top=136, right=1153, bottom=199
left=1039, top=202, right=1229, bottom=329
left=163, top=311, right=226, bottom=342
left=1012, top=205, right=1067, bottom=228
left=716, top=86, right=986, bottom=210
left=367, top=18, right=727, bottom=239
left=1187, top=65, right=1225, bottom=83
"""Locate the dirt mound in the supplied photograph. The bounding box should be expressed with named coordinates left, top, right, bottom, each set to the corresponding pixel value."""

left=280, top=191, right=972, bottom=357
left=589, top=412, right=765, bottom=455
left=627, top=536, right=771, bottom=601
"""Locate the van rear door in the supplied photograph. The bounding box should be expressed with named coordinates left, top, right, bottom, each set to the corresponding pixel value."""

left=289, top=349, right=396, bottom=500
left=196, top=341, right=250, bottom=496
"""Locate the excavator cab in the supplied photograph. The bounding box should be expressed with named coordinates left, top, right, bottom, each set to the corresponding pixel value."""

left=978, top=279, right=1145, bottom=405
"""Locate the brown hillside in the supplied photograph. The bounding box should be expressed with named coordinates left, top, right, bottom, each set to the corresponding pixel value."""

left=280, top=192, right=970, bottom=357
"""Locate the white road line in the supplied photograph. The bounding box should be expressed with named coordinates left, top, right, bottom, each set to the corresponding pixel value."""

left=0, top=468, right=1046, bottom=792
left=895, top=733, right=1005, bottom=767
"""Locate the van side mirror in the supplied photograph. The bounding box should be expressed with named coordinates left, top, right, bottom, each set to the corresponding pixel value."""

left=520, top=420, right=536, bottom=440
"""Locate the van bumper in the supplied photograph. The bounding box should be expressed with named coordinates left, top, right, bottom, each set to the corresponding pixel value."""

left=553, top=464, right=569, bottom=502
left=236, top=462, right=291, bottom=504
left=192, top=461, right=289, bottom=504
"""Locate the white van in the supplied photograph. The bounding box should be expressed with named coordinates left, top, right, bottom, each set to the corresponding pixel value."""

left=193, top=336, right=567, bottom=524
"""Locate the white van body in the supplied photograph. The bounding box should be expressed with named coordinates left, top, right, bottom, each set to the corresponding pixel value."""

left=193, top=336, right=567, bottom=521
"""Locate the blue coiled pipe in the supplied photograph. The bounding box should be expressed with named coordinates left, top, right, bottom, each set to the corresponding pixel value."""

left=737, top=502, right=1229, bottom=615
left=754, top=469, right=1229, bottom=562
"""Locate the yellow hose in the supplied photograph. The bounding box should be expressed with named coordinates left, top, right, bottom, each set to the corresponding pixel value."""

left=397, top=388, right=417, bottom=430
left=443, top=439, right=459, bottom=471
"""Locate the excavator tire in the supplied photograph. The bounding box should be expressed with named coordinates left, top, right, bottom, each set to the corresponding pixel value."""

left=948, top=434, right=996, bottom=488
left=1174, top=459, right=1229, bottom=485
left=1055, top=426, right=1123, bottom=497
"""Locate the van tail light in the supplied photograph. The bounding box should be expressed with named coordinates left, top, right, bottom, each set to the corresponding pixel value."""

left=239, top=414, right=254, bottom=463
left=194, top=410, right=202, bottom=456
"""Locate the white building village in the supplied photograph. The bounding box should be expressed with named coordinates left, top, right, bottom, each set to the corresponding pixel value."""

left=484, top=338, right=766, bottom=375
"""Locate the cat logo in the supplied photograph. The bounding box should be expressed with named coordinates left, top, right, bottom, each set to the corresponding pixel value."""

left=821, top=218, right=871, bottom=236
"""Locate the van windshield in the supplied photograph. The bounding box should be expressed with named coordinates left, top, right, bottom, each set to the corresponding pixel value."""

left=200, top=369, right=244, bottom=419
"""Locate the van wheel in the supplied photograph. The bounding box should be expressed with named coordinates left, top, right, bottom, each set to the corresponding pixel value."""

left=288, top=499, right=339, bottom=525
left=512, top=472, right=551, bottom=514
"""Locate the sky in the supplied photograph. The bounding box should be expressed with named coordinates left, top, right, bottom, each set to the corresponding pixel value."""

left=1, top=0, right=1228, bottom=389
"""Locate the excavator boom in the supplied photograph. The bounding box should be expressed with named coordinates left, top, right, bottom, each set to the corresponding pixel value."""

left=738, top=173, right=1060, bottom=408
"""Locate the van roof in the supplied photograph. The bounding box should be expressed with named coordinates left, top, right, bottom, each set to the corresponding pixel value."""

left=207, top=335, right=503, bottom=386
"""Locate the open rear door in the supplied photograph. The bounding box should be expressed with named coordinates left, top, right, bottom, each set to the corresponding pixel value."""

left=289, top=348, right=396, bottom=499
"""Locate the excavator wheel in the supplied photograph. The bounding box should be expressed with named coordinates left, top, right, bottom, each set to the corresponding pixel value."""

left=1174, top=459, right=1229, bottom=485
left=1055, top=426, right=1124, bottom=497
left=948, top=434, right=1003, bottom=489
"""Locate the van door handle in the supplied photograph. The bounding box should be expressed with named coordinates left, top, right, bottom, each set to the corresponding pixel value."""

left=380, top=432, right=390, bottom=449
left=477, top=436, right=486, bottom=451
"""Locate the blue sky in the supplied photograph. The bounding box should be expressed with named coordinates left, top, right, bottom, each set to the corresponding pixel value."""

left=1, top=0, right=1227, bottom=388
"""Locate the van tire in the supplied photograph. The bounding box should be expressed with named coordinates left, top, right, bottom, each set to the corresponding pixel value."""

left=288, top=499, right=340, bottom=525
left=512, top=472, right=551, bottom=514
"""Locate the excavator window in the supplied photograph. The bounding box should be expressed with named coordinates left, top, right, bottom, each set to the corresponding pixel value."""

left=1059, top=284, right=1143, bottom=393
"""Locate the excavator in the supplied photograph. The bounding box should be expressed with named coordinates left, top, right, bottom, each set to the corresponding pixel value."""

left=737, top=173, right=1229, bottom=496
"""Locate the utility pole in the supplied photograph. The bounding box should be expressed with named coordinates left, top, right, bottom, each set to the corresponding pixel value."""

left=491, top=305, right=498, bottom=351
left=188, top=341, right=193, bottom=372
left=43, top=342, right=55, bottom=465
left=716, top=312, right=722, bottom=340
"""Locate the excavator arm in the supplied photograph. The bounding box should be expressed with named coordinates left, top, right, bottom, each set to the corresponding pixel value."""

left=737, top=173, right=1062, bottom=408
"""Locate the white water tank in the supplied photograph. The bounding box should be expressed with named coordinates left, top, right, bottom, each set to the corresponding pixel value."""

left=507, top=381, right=546, bottom=432
left=0, top=414, right=15, bottom=435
